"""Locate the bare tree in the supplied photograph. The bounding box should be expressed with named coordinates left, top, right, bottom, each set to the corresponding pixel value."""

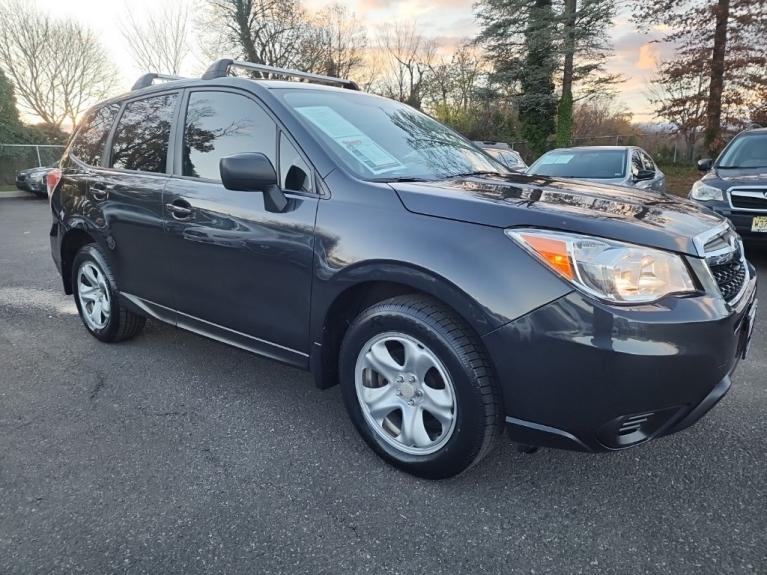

left=308, top=3, right=368, bottom=78
left=376, top=23, right=436, bottom=110
left=120, top=1, right=192, bottom=75
left=649, top=60, right=709, bottom=161
left=201, top=0, right=318, bottom=73
left=0, top=0, right=117, bottom=129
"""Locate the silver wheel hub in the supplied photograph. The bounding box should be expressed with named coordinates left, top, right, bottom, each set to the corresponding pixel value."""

left=354, top=332, right=457, bottom=456
left=77, top=261, right=111, bottom=330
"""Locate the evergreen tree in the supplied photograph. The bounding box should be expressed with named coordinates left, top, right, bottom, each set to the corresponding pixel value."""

left=477, top=0, right=619, bottom=154
left=477, top=0, right=558, bottom=155
left=0, top=69, right=23, bottom=143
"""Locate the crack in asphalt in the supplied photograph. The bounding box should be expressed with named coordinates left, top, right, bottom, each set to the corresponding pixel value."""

left=89, top=373, right=106, bottom=402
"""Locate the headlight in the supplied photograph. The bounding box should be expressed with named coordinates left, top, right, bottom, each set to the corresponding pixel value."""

left=506, top=229, right=696, bottom=304
left=690, top=181, right=723, bottom=201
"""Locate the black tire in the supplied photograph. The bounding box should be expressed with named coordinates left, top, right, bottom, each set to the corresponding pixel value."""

left=71, top=244, right=145, bottom=343
left=339, top=295, right=503, bottom=479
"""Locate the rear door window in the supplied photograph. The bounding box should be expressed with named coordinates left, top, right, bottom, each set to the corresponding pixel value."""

left=110, top=93, right=178, bottom=173
left=71, top=103, right=120, bottom=166
left=182, top=91, right=277, bottom=181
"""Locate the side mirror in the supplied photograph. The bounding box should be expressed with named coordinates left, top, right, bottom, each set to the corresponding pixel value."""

left=220, top=152, right=287, bottom=212
left=634, top=168, right=655, bottom=181
left=697, top=158, right=713, bottom=172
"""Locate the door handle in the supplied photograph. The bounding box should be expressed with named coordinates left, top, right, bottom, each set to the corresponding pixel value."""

left=166, top=200, right=193, bottom=220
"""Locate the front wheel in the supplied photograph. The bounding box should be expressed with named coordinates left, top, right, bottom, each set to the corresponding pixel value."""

left=339, top=295, right=503, bottom=479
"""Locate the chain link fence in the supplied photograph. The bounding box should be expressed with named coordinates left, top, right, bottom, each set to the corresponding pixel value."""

left=0, top=144, right=66, bottom=187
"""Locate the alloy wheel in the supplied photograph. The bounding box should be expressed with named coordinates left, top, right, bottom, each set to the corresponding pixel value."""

left=354, top=332, right=457, bottom=456
left=77, top=261, right=111, bottom=330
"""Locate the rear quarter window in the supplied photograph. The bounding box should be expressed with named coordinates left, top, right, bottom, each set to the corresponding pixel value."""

left=70, top=103, right=120, bottom=166
left=110, top=93, right=178, bottom=173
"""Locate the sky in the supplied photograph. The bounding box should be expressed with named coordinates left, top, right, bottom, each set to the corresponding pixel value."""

left=33, top=0, right=674, bottom=122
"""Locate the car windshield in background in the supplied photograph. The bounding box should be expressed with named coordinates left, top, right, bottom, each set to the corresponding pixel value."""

left=529, top=149, right=627, bottom=179
left=718, top=133, right=767, bottom=169
left=279, top=89, right=505, bottom=181
left=487, top=149, right=523, bottom=166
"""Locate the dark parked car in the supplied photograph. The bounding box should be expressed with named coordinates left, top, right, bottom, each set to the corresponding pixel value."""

left=473, top=141, right=528, bottom=171
left=16, top=165, right=51, bottom=196
left=690, top=128, right=767, bottom=243
left=47, top=60, right=757, bottom=479
left=527, top=146, right=666, bottom=192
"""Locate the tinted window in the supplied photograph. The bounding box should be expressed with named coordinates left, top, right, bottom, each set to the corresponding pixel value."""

left=640, top=151, right=655, bottom=171
left=183, top=91, right=277, bottom=180
left=529, top=149, right=627, bottom=179
left=71, top=103, right=120, bottom=166
left=718, top=133, right=767, bottom=169
left=279, top=89, right=505, bottom=181
left=111, top=93, right=177, bottom=173
left=280, top=133, right=312, bottom=192
left=630, top=151, right=643, bottom=175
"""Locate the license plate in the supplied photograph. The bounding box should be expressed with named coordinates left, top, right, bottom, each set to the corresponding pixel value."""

left=752, top=216, right=767, bottom=232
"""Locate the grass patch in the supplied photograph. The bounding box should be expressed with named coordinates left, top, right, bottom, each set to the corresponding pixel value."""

left=658, top=163, right=701, bottom=198
left=0, top=185, right=18, bottom=192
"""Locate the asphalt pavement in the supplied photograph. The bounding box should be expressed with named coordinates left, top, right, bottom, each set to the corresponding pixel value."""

left=1, top=195, right=765, bottom=574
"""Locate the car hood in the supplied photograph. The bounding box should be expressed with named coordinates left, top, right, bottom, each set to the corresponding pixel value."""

left=19, top=167, right=49, bottom=177
left=391, top=174, right=724, bottom=256
left=706, top=167, right=767, bottom=186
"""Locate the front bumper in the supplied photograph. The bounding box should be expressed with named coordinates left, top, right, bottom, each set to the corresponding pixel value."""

left=483, top=271, right=758, bottom=452
left=698, top=201, right=767, bottom=244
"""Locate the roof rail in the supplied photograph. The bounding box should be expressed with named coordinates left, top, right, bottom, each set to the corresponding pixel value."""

left=131, top=73, right=186, bottom=91
left=201, top=58, right=360, bottom=90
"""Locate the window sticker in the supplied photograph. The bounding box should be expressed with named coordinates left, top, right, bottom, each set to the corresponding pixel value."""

left=296, top=106, right=403, bottom=174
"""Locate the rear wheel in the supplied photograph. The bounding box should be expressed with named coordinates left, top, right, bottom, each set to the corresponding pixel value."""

left=339, top=295, right=502, bottom=479
left=72, top=244, right=145, bottom=342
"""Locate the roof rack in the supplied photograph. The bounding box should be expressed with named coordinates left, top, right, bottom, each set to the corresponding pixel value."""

left=201, top=58, right=360, bottom=90
left=131, top=73, right=186, bottom=91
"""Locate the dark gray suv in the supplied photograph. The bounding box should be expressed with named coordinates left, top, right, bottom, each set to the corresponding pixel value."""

left=691, top=128, right=767, bottom=243
left=47, top=59, right=758, bottom=478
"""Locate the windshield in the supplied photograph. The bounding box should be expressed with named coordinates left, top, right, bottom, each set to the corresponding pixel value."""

left=528, top=149, right=627, bottom=179
left=718, top=133, right=767, bottom=169
left=487, top=149, right=524, bottom=167
left=279, top=89, right=505, bottom=181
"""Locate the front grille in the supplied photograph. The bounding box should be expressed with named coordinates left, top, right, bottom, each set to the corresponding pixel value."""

left=698, top=225, right=748, bottom=303
left=710, top=258, right=746, bottom=301
left=730, top=188, right=767, bottom=212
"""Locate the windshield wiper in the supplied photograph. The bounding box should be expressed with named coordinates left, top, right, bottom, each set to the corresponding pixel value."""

left=448, top=170, right=503, bottom=178
left=718, top=165, right=767, bottom=169
left=369, top=176, right=432, bottom=183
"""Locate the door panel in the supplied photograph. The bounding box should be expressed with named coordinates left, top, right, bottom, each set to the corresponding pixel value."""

left=95, top=169, right=171, bottom=305
left=99, top=92, right=179, bottom=307
left=163, top=87, right=319, bottom=356
left=163, top=179, right=318, bottom=356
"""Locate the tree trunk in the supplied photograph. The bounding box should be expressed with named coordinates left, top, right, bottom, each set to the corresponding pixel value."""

left=704, top=0, right=729, bottom=156
left=234, top=0, right=260, bottom=65
left=556, top=0, right=577, bottom=147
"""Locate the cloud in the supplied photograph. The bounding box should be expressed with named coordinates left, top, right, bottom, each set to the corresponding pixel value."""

left=637, top=43, right=661, bottom=70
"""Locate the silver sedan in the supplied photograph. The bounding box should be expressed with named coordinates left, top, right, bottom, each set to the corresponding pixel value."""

left=526, top=146, right=666, bottom=192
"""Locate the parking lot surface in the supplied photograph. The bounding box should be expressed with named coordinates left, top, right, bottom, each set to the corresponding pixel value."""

left=1, top=196, right=765, bottom=574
